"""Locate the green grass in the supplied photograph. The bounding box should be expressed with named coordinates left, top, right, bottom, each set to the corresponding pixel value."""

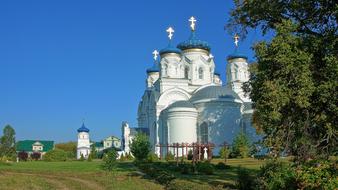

left=0, top=160, right=164, bottom=190
left=0, top=158, right=266, bottom=189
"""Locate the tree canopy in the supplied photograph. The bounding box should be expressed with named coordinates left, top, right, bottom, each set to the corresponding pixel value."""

left=228, top=0, right=337, bottom=160
left=0, top=125, right=16, bottom=157
left=130, top=133, right=151, bottom=161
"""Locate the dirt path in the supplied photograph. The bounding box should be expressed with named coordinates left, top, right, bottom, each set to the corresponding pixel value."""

left=2, top=171, right=104, bottom=190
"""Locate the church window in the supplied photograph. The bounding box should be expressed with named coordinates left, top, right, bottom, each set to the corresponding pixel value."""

left=200, top=122, right=208, bottom=143
left=198, top=67, right=204, bottom=79
left=184, top=66, right=189, bottom=79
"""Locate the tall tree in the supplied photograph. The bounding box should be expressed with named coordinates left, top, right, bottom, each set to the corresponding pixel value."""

left=0, top=125, right=16, bottom=157
left=130, top=133, right=151, bottom=161
left=228, top=0, right=337, bottom=161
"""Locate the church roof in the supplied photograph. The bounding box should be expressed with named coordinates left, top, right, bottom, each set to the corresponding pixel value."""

left=146, top=63, right=160, bottom=73
left=16, top=140, right=54, bottom=152
left=160, top=42, right=182, bottom=55
left=167, top=100, right=196, bottom=110
left=190, top=86, right=241, bottom=102
left=177, top=31, right=211, bottom=52
left=227, top=49, right=248, bottom=60
left=77, top=123, right=89, bottom=133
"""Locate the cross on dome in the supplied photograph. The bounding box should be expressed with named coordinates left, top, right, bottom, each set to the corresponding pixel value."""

left=166, top=27, right=174, bottom=40
left=234, top=33, right=239, bottom=47
left=189, top=16, right=197, bottom=31
left=152, top=50, right=159, bottom=61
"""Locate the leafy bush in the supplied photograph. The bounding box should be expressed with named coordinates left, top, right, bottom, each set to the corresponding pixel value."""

left=236, top=166, right=255, bottom=190
left=167, top=179, right=216, bottom=190
left=180, top=162, right=191, bottom=174
left=196, top=161, right=214, bottom=175
left=55, top=142, right=76, bottom=159
left=43, top=149, right=68, bottom=161
left=18, top=151, right=28, bottom=161
left=165, top=151, right=175, bottom=161
left=187, top=149, right=193, bottom=160
left=101, top=149, right=117, bottom=171
left=215, top=162, right=230, bottom=170
left=294, top=160, right=338, bottom=190
left=256, top=161, right=296, bottom=190
left=155, top=171, right=175, bottom=185
left=31, top=152, right=41, bottom=160
left=130, top=133, right=151, bottom=161
left=147, top=152, right=159, bottom=162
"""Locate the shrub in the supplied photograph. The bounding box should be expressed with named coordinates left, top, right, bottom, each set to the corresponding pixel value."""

left=165, top=151, right=175, bottom=161
left=180, top=162, right=191, bottom=174
left=79, top=154, right=85, bottom=161
left=147, top=152, right=159, bottom=162
left=125, top=152, right=134, bottom=160
left=295, top=160, right=338, bottom=190
left=187, top=149, right=193, bottom=160
left=31, top=152, right=41, bottom=160
left=43, top=149, right=68, bottom=161
left=101, top=149, right=118, bottom=171
left=130, top=133, right=151, bottom=161
left=196, top=161, right=214, bottom=175
left=167, top=179, right=215, bottom=190
left=219, top=146, right=230, bottom=160
left=18, top=151, right=28, bottom=161
left=155, top=171, right=175, bottom=185
left=236, top=166, right=255, bottom=190
left=215, top=162, right=230, bottom=170
left=256, top=161, right=296, bottom=190
left=230, top=131, right=250, bottom=158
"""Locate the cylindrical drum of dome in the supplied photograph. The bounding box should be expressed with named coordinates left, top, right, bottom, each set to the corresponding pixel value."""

left=165, top=101, right=197, bottom=157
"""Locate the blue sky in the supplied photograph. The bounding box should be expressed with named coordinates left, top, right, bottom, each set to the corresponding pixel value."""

left=0, top=0, right=264, bottom=143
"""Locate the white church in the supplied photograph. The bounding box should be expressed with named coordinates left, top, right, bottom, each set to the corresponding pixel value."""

left=128, top=16, right=258, bottom=156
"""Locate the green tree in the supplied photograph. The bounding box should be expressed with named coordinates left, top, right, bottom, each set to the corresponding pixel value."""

left=101, top=149, right=117, bottom=171
left=219, top=146, right=230, bottom=163
left=43, top=149, right=68, bottom=161
left=231, top=131, right=250, bottom=158
left=228, top=0, right=338, bottom=161
left=89, top=143, right=97, bottom=160
left=130, top=133, right=151, bottom=161
left=0, top=125, right=16, bottom=158
left=55, top=141, right=77, bottom=159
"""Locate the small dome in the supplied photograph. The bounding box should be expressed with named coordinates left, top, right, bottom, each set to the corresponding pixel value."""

left=227, top=49, right=247, bottom=60
left=214, top=70, right=221, bottom=76
left=190, top=86, right=241, bottom=102
left=177, top=32, right=211, bottom=52
left=146, top=63, right=159, bottom=73
left=160, top=43, right=182, bottom=55
left=77, top=123, right=89, bottom=133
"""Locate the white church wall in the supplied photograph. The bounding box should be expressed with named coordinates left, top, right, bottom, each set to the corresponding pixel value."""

left=195, top=101, right=243, bottom=154
left=166, top=110, right=197, bottom=157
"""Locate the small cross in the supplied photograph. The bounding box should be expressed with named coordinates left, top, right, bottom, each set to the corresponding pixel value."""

left=166, top=27, right=174, bottom=40
left=234, top=33, right=239, bottom=47
left=189, top=16, right=197, bottom=31
left=152, top=50, right=159, bottom=61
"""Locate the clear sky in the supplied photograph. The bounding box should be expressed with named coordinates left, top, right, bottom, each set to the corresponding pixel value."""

left=0, top=0, right=264, bottom=143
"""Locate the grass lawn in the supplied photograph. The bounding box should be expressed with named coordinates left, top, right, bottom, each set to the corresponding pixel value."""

left=0, top=160, right=164, bottom=190
left=0, top=158, right=266, bottom=190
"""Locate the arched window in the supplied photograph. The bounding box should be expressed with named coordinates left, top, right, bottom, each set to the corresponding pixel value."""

left=184, top=66, right=189, bottom=79
left=200, top=122, right=208, bottom=143
left=198, top=67, right=204, bottom=79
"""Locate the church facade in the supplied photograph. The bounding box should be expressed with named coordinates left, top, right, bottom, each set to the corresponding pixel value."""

left=136, top=17, right=257, bottom=156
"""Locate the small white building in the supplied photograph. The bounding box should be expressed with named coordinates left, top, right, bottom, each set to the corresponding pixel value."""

left=77, top=123, right=91, bottom=159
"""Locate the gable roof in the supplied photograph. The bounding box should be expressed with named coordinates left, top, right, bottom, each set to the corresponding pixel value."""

left=16, top=140, right=54, bottom=152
